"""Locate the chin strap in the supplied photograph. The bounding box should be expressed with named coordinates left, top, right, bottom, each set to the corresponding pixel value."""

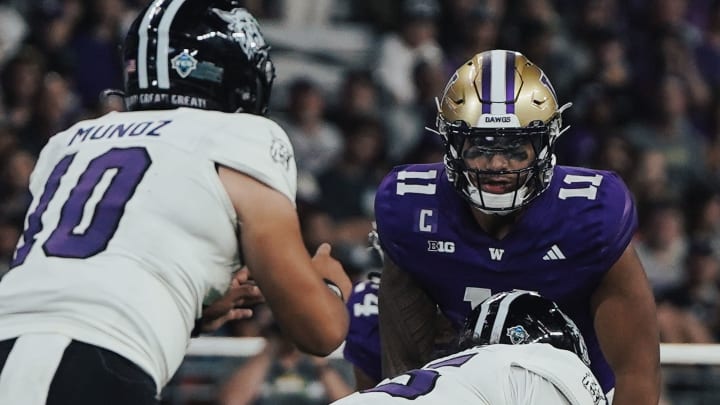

left=99, top=88, right=127, bottom=110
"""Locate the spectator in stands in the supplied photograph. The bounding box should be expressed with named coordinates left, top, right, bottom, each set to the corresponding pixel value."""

left=21, top=72, right=81, bottom=155
left=67, top=0, right=125, bottom=111
left=656, top=240, right=720, bottom=342
left=280, top=0, right=333, bottom=27
left=0, top=47, right=45, bottom=130
left=591, top=135, right=639, bottom=186
left=695, top=1, right=720, bottom=92
left=684, top=182, right=720, bottom=255
left=635, top=199, right=689, bottom=294
left=317, top=114, right=386, bottom=246
left=624, top=74, right=708, bottom=199
left=326, top=69, right=382, bottom=133
left=0, top=148, right=34, bottom=221
left=374, top=0, right=443, bottom=107
left=441, top=7, right=499, bottom=77
left=277, top=78, right=343, bottom=178
left=630, top=149, right=671, bottom=203
left=0, top=4, right=27, bottom=69
left=384, top=58, right=445, bottom=164
left=25, top=0, right=81, bottom=77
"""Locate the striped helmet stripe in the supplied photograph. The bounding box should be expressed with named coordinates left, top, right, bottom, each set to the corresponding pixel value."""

left=472, top=291, right=506, bottom=340
left=480, top=53, right=492, bottom=114
left=156, top=0, right=187, bottom=88
left=479, top=50, right=518, bottom=115
left=489, top=49, right=508, bottom=115
left=505, top=51, right=516, bottom=113
left=137, top=0, right=165, bottom=88
left=489, top=290, right=530, bottom=343
left=136, top=0, right=188, bottom=89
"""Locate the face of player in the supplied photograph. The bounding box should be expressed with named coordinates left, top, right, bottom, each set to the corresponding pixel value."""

left=461, top=135, right=536, bottom=194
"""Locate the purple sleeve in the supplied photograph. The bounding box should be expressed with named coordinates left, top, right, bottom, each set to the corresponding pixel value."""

left=343, top=280, right=382, bottom=382
left=598, top=171, right=637, bottom=269
left=374, top=163, right=443, bottom=267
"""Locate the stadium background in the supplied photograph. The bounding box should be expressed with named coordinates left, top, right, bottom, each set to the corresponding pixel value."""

left=0, top=0, right=719, bottom=403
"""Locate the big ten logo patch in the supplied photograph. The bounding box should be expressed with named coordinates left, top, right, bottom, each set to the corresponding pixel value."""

left=428, top=240, right=455, bottom=253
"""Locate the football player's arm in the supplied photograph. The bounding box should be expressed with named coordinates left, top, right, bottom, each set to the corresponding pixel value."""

left=219, top=166, right=351, bottom=356
left=352, top=366, right=379, bottom=391
left=194, top=267, right=264, bottom=335
left=378, top=254, right=438, bottom=377
left=591, top=243, right=661, bottom=405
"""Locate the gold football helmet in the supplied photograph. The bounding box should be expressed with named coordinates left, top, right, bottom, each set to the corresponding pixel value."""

left=435, top=50, right=571, bottom=214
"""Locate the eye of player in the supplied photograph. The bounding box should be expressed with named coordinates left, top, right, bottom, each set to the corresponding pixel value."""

left=462, top=136, right=530, bottom=161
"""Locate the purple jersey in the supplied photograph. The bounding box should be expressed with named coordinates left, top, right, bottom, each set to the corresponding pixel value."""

left=344, top=276, right=382, bottom=383
left=375, top=163, right=637, bottom=393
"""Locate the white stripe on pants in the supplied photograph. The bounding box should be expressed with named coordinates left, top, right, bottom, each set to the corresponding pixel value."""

left=0, top=334, right=71, bottom=405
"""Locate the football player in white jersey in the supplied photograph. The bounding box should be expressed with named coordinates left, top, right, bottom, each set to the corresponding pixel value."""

left=333, top=290, right=608, bottom=405
left=0, top=1, right=351, bottom=404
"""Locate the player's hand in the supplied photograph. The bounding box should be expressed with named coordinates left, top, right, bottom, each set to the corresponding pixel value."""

left=199, top=267, right=265, bottom=333
left=311, top=243, right=352, bottom=302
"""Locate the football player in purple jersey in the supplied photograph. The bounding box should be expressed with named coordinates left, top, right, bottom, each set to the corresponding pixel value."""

left=374, top=50, right=660, bottom=405
left=344, top=271, right=382, bottom=390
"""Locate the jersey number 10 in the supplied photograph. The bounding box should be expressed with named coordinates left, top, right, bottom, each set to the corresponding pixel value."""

left=11, top=147, right=151, bottom=268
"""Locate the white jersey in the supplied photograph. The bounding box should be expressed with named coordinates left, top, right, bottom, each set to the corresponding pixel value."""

left=0, top=108, right=296, bottom=392
left=333, top=344, right=607, bottom=405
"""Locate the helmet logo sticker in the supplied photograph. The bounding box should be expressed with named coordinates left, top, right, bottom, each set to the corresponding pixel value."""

left=506, top=325, right=528, bottom=344
left=171, top=50, right=198, bottom=78
left=211, top=8, right=266, bottom=60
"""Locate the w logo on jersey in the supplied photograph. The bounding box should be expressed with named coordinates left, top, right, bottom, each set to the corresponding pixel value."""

left=489, top=248, right=504, bottom=261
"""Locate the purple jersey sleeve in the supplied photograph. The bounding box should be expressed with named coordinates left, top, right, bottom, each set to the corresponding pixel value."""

left=343, top=277, right=382, bottom=383
left=373, top=163, right=637, bottom=394
left=593, top=170, right=637, bottom=268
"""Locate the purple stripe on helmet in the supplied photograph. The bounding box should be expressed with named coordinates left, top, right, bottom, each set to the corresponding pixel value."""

left=505, top=52, right=516, bottom=114
left=481, top=54, right=492, bottom=114
left=540, top=73, right=557, bottom=102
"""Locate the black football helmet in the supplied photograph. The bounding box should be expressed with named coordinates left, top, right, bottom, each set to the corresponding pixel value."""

left=458, top=290, right=591, bottom=366
left=122, top=0, right=275, bottom=114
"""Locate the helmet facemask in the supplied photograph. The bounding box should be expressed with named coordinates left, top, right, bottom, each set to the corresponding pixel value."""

left=438, top=112, right=563, bottom=215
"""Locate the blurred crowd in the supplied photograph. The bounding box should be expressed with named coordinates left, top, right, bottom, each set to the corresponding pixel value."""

left=1, top=0, right=720, bottom=403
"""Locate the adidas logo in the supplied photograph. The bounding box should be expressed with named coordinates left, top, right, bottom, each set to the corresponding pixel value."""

left=543, top=244, right=566, bottom=260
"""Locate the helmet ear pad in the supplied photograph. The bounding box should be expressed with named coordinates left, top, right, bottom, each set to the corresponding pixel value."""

left=224, top=51, right=274, bottom=114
